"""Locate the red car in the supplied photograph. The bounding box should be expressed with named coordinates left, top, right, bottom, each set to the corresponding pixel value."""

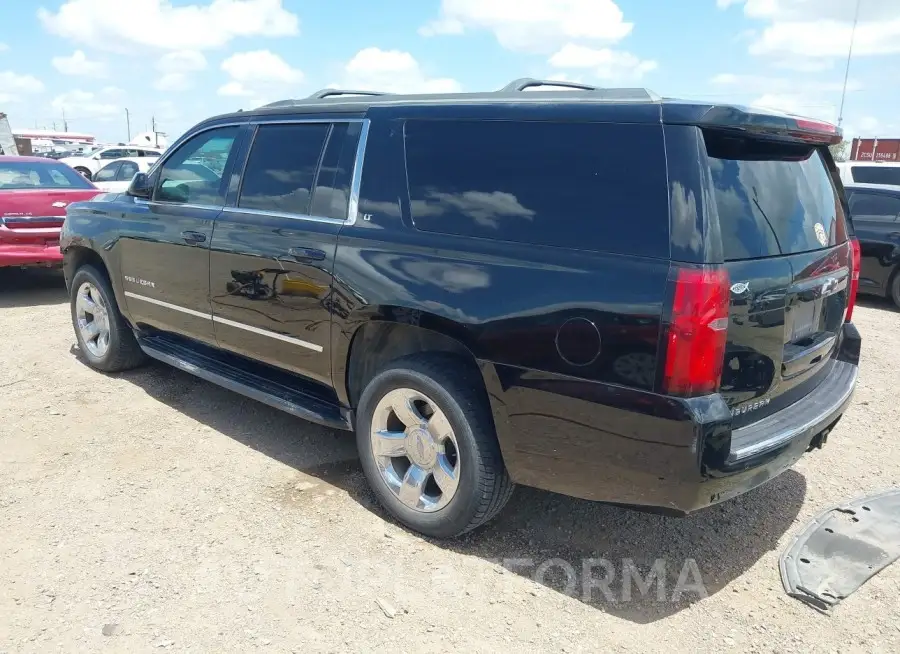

left=0, top=156, right=101, bottom=268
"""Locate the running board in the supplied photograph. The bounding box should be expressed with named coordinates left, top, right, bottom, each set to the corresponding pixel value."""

left=138, top=334, right=352, bottom=431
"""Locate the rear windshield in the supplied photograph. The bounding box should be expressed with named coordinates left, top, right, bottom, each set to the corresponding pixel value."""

left=706, top=132, right=847, bottom=261
left=0, top=161, right=94, bottom=190
left=850, top=165, right=900, bottom=186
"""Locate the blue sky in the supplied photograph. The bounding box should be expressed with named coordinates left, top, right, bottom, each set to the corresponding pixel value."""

left=0, top=0, right=896, bottom=144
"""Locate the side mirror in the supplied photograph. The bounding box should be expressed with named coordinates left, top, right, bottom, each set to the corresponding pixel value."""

left=127, top=172, right=153, bottom=199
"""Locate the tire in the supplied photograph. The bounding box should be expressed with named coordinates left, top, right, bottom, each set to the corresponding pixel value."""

left=74, top=167, right=92, bottom=180
left=70, top=264, right=146, bottom=372
left=355, top=354, right=514, bottom=538
left=890, top=269, right=900, bottom=309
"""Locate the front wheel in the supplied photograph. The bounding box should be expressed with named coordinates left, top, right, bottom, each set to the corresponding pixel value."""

left=70, top=265, right=146, bottom=372
left=74, top=166, right=92, bottom=180
left=356, top=355, right=514, bottom=538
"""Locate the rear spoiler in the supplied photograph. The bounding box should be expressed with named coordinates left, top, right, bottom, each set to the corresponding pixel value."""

left=661, top=102, right=842, bottom=145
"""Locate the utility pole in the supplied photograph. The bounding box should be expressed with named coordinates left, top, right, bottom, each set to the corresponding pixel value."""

left=125, top=107, right=131, bottom=142
left=837, top=0, right=861, bottom=128
left=151, top=115, right=157, bottom=147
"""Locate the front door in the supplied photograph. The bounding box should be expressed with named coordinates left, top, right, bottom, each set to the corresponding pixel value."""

left=117, top=124, right=244, bottom=346
left=209, top=119, right=363, bottom=388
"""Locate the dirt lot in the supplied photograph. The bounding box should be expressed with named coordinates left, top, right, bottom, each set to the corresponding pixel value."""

left=1, top=268, right=899, bottom=654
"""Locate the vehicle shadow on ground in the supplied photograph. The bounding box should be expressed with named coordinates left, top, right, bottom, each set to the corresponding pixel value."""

left=0, top=269, right=67, bottom=308
left=857, top=295, right=898, bottom=312
left=75, top=351, right=806, bottom=624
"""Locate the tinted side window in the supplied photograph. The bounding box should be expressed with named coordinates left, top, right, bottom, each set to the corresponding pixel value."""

left=309, top=122, right=361, bottom=220
left=849, top=192, right=900, bottom=221
left=238, top=123, right=329, bottom=215
left=93, top=161, right=120, bottom=182
left=851, top=166, right=900, bottom=185
left=404, top=120, right=669, bottom=257
left=155, top=126, right=239, bottom=205
left=100, top=148, right=125, bottom=159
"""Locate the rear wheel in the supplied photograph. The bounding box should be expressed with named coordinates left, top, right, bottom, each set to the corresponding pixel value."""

left=355, top=355, right=514, bottom=538
left=890, top=269, right=900, bottom=309
left=70, top=265, right=146, bottom=372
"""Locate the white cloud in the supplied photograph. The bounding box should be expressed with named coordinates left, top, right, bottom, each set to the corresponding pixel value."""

left=748, top=94, right=836, bottom=121
left=0, top=71, right=44, bottom=103
left=51, top=50, right=108, bottom=77
left=706, top=72, right=865, bottom=122
left=420, top=0, right=633, bottom=53
left=710, top=72, right=861, bottom=95
left=217, top=81, right=254, bottom=97
left=333, top=48, right=461, bottom=94
left=723, top=0, right=900, bottom=59
left=220, top=50, right=302, bottom=84
left=0, top=43, right=8, bottom=52
left=548, top=44, right=657, bottom=81
left=39, top=0, right=299, bottom=52
left=50, top=87, right=124, bottom=120
left=154, top=50, right=207, bottom=91
left=217, top=50, right=303, bottom=104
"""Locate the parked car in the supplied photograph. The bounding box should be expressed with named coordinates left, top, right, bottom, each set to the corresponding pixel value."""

left=845, top=183, right=900, bottom=307
left=60, top=80, right=861, bottom=538
left=61, top=145, right=164, bottom=180
left=0, top=156, right=101, bottom=268
left=837, top=160, right=900, bottom=188
left=91, top=157, right=159, bottom=193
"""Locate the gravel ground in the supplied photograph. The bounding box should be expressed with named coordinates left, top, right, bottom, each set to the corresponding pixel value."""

left=1, top=268, right=899, bottom=654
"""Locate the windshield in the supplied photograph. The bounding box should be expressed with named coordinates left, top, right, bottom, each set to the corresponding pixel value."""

left=706, top=132, right=847, bottom=261
left=0, top=161, right=96, bottom=190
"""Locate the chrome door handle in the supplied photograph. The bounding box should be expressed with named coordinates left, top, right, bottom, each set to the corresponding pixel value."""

left=288, top=247, right=326, bottom=262
left=181, top=230, right=206, bottom=244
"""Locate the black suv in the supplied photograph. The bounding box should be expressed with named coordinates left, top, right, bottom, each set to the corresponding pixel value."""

left=61, top=79, right=861, bottom=538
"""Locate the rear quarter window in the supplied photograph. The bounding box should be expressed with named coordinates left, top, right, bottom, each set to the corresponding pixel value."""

left=403, top=119, right=670, bottom=258
left=705, top=133, right=847, bottom=261
left=851, top=166, right=900, bottom=186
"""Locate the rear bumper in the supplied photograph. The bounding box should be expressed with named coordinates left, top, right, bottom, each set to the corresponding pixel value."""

left=484, top=323, right=861, bottom=515
left=725, top=359, right=856, bottom=468
left=0, top=243, right=63, bottom=267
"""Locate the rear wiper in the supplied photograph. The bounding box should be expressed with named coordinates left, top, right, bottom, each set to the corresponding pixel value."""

left=751, top=189, right=783, bottom=253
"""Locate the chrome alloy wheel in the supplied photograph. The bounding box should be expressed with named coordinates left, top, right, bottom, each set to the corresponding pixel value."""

left=75, top=281, right=111, bottom=358
left=370, top=388, right=461, bottom=512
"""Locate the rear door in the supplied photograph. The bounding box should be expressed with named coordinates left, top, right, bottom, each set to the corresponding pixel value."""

left=704, top=132, right=852, bottom=425
left=209, top=119, right=363, bottom=388
left=847, top=189, right=900, bottom=294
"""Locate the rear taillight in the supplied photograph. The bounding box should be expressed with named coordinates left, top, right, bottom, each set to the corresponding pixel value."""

left=846, top=238, right=861, bottom=322
left=662, top=266, right=730, bottom=397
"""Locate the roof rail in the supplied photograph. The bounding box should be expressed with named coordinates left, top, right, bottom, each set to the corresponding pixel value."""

left=500, top=78, right=599, bottom=92
left=306, top=88, right=391, bottom=100
left=257, top=88, right=391, bottom=109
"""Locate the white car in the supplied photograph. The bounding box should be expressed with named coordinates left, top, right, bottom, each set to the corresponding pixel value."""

left=91, top=157, right=159, bottom=193
left=61, top=145, right=164, bottom=179
left=836, top=160, right=900, bottom=188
